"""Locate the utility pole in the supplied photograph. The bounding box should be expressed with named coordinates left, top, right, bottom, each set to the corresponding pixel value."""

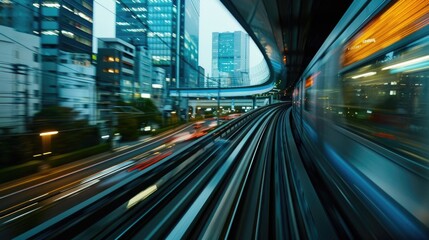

left=176, top=0, right=181, bottom=122
left=217, top=78, right=220, bottom=126
left=12, top=64, right=29, bottom=131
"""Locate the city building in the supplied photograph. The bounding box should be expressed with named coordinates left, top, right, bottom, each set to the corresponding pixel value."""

left=116, top=1, right=152, bottom=99
left=146, top=0, right=199, bottom=89
left=96, top=38, right=136, bottom=121
left=0, top=26, right=41, bottom=133
left=181, top=0, right=200, bottom=88
left=135, top=47, right=153, bottom=98
left=152, top=67, right=166, bottom=111
left=0, top=0, right=35, bottom=34
left=56, top=51, right=96, bottom=123
left=115, top=0, right=148, bottom=47
left=212, top=31, right=249, bottom=87
left=37, top=0, right=95, bottom=120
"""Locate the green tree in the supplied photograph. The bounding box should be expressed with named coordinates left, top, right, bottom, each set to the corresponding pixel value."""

left=118, top=98, right=163, bottom=130
left=116, top=113, right=139, bottom=141
left=31, top=106, right=99, bottom=154
left=132, top=98, right=159, bottom=113
left=0, top=135, right=34, bottom=166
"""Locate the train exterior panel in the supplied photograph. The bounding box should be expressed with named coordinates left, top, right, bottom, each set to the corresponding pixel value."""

left=292, top=0, right=429, bottom=236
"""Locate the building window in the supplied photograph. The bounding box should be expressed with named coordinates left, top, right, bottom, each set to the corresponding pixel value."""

left=43, top=56, right=57, bottom=62
left=103, top=56, right=116, bottom=62
left=34, top=90, right=39, bottom=97
left=103, top=68, right=119, bottom=74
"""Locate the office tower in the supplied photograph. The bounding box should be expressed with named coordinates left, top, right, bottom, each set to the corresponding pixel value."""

left=181, top=0, right=199, bottom=88
left=198, top=66, right=205, bottom=88
left=0, top=26, right=41, bottom=133
left=212, top=31, right=249, bottom=87
left=97, top=38, right=136, bottom=121
left=38, top=0, right=95, bottom=117
left=116, top=0, right=148, bottom=47
left=146, top=0, right=199, bottom=89
left=116, top=0, right=152, bottom=99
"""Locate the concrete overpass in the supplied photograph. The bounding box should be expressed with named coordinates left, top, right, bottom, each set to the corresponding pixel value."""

left=186, top=97, right=272, bottom=116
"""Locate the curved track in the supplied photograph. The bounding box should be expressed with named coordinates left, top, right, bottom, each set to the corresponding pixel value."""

left=1, top=103, right=329, bottom=239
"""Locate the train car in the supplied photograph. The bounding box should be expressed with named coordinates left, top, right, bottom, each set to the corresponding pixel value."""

left=292, top=0, right=428, bottom=237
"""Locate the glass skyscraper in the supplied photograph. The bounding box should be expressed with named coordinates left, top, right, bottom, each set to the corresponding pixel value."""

left=181, top=0, right=199, bottom=88
left=212, top=31, right=249, bottom=87
left=116, top=0, right=152, bottom=101
left=150, top=0, right=199, bottom=88
left=117, top=0, right=199, bottom=89
left=116, top=0, right=148, bottom=47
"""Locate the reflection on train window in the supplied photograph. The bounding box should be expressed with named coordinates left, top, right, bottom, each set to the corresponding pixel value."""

left=304, top=72, right=319, bottom=112
left=340, top=37, right=429, bottom=161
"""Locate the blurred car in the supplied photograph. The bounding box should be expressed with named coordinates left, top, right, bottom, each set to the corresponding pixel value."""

left=193, top=121, right=205, bottom=129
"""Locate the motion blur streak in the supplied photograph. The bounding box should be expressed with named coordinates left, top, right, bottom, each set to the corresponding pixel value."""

left=127, top=185, right=158, bottom=209
left=3, top=207, right=41, bottom=224
left=81, top=161, right=133, bottom=183
left=324, top=143, right=427, bottom=238
left=292, top=0, right=429, bottom=237
left=53, top=179, right=100, bottom=202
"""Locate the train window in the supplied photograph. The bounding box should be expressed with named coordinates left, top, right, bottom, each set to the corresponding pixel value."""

left=304, top=72, right=320, bottom=112
left=340, top=36, right=429, bottom=161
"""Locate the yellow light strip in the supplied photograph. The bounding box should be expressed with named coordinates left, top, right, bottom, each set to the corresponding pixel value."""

left=342, top=0, right=429, bottom=66
left=382, top=55, right=429, bottom=70
left=127, top=184, right=158, bottom=209
left=351, top=72, right=377, bottom=79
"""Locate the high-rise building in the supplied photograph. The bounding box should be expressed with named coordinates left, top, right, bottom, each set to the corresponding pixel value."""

left=181, top=0, right=200, bottom=88
left=96, top=38, right=136, bottom=121
left=115, top=0, right=148, bottom=47
left=38, top=0, right=94, bottom=108
left=0, top=26, right=41, bottom=133
left=0, top=0, right=35, bottom=34
left=0, top=1, right=96, bottom=126
left=116, top=0, right=152, bottom=99
left=212, top=31, right=249, bottom=87
left=146, top=0, right=199, bottom=89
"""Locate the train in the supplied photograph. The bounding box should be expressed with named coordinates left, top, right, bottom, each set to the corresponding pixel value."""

left=291, top=0, right=428, bottom=237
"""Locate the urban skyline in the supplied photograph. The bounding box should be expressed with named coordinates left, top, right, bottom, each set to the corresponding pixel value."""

left=0, top=0, right=264, bottom=135
left=93, top=0, right=262, bottom=76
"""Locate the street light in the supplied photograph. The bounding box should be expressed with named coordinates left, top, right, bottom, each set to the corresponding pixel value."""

left=40, top=131, right=58, bottom=136
left=39, top=131, right=58, bottom=156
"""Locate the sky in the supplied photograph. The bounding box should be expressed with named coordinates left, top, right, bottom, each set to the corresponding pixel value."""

left=93, top=0, right=262, bottom=76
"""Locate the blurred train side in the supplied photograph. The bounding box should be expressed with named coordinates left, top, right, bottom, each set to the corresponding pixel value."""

left=292, top=0, right=429, bottom=233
